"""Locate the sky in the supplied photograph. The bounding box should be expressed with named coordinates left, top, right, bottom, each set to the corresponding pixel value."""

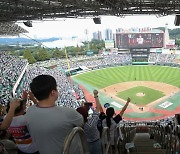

left=16, top=15, right=180, bottom=48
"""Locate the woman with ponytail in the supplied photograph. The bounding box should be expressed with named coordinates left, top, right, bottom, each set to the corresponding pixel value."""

left=102, top=107, right=117, bottom=150
left=102, top=98, right=131, bottom=152
left=106, top=107, right=115, bottom=129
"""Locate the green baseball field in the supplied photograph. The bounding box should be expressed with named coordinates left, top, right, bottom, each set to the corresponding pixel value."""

left=117, top=86, right=165, bottom=105
left=72, top=65, right=180, bottom=121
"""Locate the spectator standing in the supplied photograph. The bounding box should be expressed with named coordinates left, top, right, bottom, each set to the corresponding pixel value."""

left=6, top=101, right=38, bottom=154
left=77, top=90, right=103, bottom=154
left=114, top=97, right=131, bottom=122
left=102, top=97, right=131, bottom=153
left=6, top=91, right=38, bottom=154
left=25, top=75, right=83, bottom=154
left=0, top=99, right=21, bottom=154
left=0, top=99, right=20, bottom=130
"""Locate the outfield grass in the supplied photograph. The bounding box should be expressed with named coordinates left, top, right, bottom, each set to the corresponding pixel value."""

left=73, top=66, right=180, bottom=88
left=72, top=65, right=180, bottom=119
left=116, top=86, right=165, bottom=105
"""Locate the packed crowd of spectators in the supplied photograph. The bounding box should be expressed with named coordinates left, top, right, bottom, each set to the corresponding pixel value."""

left=15, top=65, right=84, bottom=108
left=158, top=53, right=177, bottom=63
left=0, top=52, right=87, bottom=108
left=0, top=53, right=132, bottom=107
left=1, top=52, right=180, bottom=107
left=0, top=52, right=28, bottom=106
left=148, top=53, right=178, bottom=63
left=60, top=54, right=132, bottom=70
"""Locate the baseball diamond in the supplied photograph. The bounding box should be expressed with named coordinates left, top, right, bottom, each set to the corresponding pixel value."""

left=72, top=65, right=180, bottom=121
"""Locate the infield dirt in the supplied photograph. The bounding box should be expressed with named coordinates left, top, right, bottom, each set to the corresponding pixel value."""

left=100, top=81, right=180, bottom=113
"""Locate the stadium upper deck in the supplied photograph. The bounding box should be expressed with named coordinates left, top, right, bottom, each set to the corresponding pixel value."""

left=0, top=0, right=180, bottom=22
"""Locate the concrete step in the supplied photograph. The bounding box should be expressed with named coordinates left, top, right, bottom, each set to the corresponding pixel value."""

left=135, top=147, right=162, bottom=151
left=131, top=152, right=166, bottom=154
left=134, top=141, right=156, bottom=147
left=130, top=150, right=166, bottom=154
left=135, top=147, right=166, bottom=152
left=129, top=133, right=166, bottom=154
left=133, top=133, right=151, bottom=142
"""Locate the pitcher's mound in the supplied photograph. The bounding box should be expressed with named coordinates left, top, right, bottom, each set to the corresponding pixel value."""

left=136, top=93, right=145, bottom=97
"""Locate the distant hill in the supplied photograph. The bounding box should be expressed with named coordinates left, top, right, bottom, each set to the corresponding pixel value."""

left=156, top=27, right=180, bottom=39
left=169, top=28, right=180, bottom=39
left=0, top=37, right=60, bottom=45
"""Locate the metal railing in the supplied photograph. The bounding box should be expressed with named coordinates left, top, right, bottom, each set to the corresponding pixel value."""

left=114, top=126, right=120, bottom=154
left=102, top=127, right=111, bottom=154
left=174, top=125, right=180, bottom=154
left=62, top=127, right=89, bottom=154
left=148, top=124, right=178, bottom=153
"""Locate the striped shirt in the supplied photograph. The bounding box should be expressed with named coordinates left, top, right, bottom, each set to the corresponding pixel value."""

left=84, top=110, right=100, bottom=142
left=7, top=115, right=37, bottom=153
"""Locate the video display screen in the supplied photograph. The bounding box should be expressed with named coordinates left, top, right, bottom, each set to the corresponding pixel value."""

left=116, top=33, right=164, bottom=48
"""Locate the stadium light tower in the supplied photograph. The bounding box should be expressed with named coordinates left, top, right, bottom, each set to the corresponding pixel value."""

left=164, top=23, right=170, bottom=48
left=93, top=17, right=101, bottom=24
left=23, top=21, right=33, bottom=27
left=174, top=15, right=180, bottom=26
left=85, top=29, right=90, bottom=50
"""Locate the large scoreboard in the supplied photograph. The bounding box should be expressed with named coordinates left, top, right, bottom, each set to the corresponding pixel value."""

left=115, top=33, right=164, bottom=48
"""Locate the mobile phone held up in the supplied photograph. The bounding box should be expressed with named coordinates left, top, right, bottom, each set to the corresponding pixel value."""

left=84, top=102, right=93, bottom=107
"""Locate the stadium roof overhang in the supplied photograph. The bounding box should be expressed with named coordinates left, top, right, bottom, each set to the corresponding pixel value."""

left=0, top=22, right=28, bottom=36
left=0, top=0, right=180, bottom=22
left=0, top=0, right=180, bottom=36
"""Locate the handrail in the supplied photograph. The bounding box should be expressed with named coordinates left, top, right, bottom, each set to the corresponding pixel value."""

left=114, top=126, right=120, bottom=154
left=62, top=127, right=89, bottom=154
left=160, top=125, right=165, bottom=148
left=12, top=62, right=28, bottom=97
left=176, top=125, right=180, bottom=154
left=101, top=127, right=111, bottom=154
left=114, top=126, right=125, bottom=154
left=166, top=125, right=173, bottom=154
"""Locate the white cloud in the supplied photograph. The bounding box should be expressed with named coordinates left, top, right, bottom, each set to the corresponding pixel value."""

left=16, top=15, right=180, bottom=47
left=43, top=39, right=84, bottom=48
left=17, top=15, right=179, bottom=38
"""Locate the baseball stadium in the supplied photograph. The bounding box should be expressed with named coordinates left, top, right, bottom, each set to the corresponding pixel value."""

left=69, top=27, right=180, bottom=121
left=1, top=1, right=180, bottom=154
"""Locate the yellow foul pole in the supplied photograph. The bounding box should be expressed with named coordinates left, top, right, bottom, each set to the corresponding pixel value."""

left=64, top=47, right=71, bottom=75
